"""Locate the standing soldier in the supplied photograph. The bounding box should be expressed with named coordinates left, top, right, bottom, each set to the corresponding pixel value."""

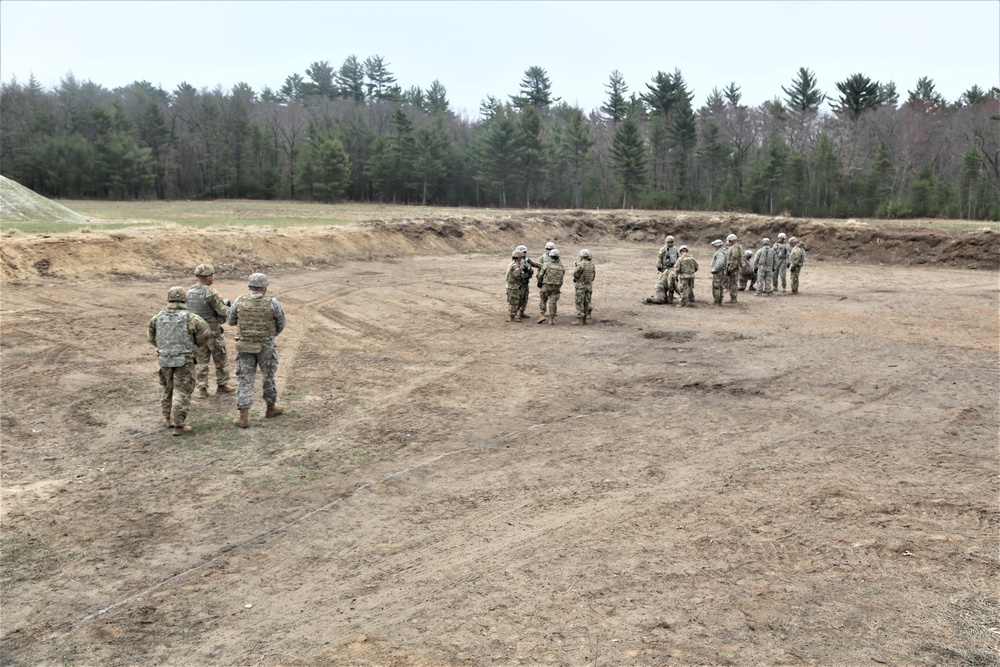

left=724, top=233, right=743, bottom=302
left=753, top=238, right=777, bottom=296
left=537, top=241, right=556, bottom=267
left=536, top=248, right=565, bottom=325
left=772, top=232, right=791, bottom=292
left=789, top=237, right=806, bottom=294
left=505, top=249, right=524, bottom=322
left=227, top=273, right=287, bottom=428
left=188, top=264, right=235, bottom=398
left=657, top=235, right=679, bottom=273
left=147, top=286, right=210, bottom=436
left=738, top=249, right=756, bottom=292
left=709, top=239, right=728, bottom=306
left=572, top=249, right=596, bottom=325
left=517, top=244, right=542, bottom=321
left=675, top=246, right=699, bottom=307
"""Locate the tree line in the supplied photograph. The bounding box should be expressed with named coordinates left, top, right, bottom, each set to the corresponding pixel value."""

left=1, top=56, right=997, bottom=220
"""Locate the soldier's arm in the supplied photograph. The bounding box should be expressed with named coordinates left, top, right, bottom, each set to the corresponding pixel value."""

left=191, top=315, right=212, bottom=347
left=208, top=287, right=230, bottom=318
left=147, top=317, right=158, bottom=346
left=271, top=299, right=287, bottom=336
left=527, top=258, right=542, bottom=269
left=226, top=298, right=239, bottom=326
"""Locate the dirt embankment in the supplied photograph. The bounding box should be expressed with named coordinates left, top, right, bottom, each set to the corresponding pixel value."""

left=1, top=211, right=996, bottom=284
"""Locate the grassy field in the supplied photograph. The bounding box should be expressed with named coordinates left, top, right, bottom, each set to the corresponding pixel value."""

left=3, top=199, right=996, bottom=233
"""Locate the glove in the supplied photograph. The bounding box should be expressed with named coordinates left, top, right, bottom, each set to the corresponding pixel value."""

left=223, top=298, right=232, bottom=307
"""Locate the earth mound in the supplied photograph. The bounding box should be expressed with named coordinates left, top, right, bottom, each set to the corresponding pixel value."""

left=0, top=175, right=89, bottom=223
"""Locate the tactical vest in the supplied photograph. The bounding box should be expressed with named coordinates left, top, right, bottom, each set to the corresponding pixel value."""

left=186, top=284, right=217, bottom=323
left=519, top=258, right=534, bottom=283
left=774, top=243, right=790, bottom=261
left=661, top=246, right=678, bottom=268
left=727, top=243, right=743, bottom=271
left=541, top=261, right=565, bottom=286
left=677, top=256, right=698, bottom=276
left=575, top=260, right=595, bottom=284
left=236, top=294, right=276, bottom=343
left=757, top=247, right=775, bottom=269
left=155, top=309, right=193, bottom=367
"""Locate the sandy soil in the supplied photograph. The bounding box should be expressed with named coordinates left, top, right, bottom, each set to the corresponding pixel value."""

left=1, top=214, right=998, bottom=666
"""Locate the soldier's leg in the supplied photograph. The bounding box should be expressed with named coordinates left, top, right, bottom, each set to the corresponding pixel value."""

left=159, top=367, right=174, bottom=425
left=235, top=352, right=259, bottom=410
left=171, top=361, right=196, bottom=427
left=791, top=267, right=799, bottom=293
left=584, top=287, right=592, bottom=316
left=518, top=285, right=529, bottom=316
left=194, top=342, right=210, bottom=391
left=575, top=286, right=586, bottom=318
left=212, top=333, right=232, bottom=387
left=260, top=346, right=279, bottom=407
left=549, top=288, right=560, bottom=317
left=507, top=288, right=521, bottom=319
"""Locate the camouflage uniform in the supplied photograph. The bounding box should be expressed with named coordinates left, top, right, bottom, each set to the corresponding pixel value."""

left=675, top=251, right=699, bottom=306
left=789, top=240, right=806, bottom=293
left=710, top=244, right=729, bottom=305
left=772, top=238, right=791, bottom=291
left=753, top=243, right=777, bottom=296
left=518, top=253, right=542, bottom=318
left=572, top=254, right=596, bottom=321
left=227, top=287, right=287, bottom=412
left=147, top=288, right=210, bottom=433
left=187, top=273, right=232, bottom=393
left=725, top=237, right=743, bottom=301
left=505, top=255, right=523, bottom=320
left=738, top=250, right=756, bottom=291
left=644, top=268, right=676, bottom=305
left=537, top=254, right=565, bottom=323
left=657, top=242, right=679, bottom=273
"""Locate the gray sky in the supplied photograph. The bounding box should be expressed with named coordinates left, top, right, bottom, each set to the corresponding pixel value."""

left=2, top=0, right=997, bottom=118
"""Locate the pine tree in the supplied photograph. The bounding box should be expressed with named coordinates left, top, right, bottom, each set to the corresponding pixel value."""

left=335, top=55, right=366, bottom=103
left=517, top=105, right=548, bottom=207
left=782, top=67, right=825, bottom=113
left=831, top=73, right=882, bottom=119
left=602, top=70, right=628, bottom=123
left=413, top=118, right=449, bottom=204
left=609, top=115, right=647, bottom=208
left=555, top=107, right=595, bottom=208
left=511, top=66, right=558, bottom=111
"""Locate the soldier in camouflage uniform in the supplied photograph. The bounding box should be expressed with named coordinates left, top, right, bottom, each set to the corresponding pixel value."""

left=536, top=242, right=556, bottom=268
left=505, top=249, right=524, bottom=322
left=675, top=246, right=699, bottom=307
left=188, top=264, right=235, bottom=398
left=724, top=233, right=743, bottom=302
left=709, top=239, right=728, bottom=305
left=516, top=245, right=542, bottom=320
left=536, top=248, right=565, bottom=325
left=772, top=232, right=791, bottom=292
left=656, top=236, right=679, bottom=273
left=147, top=286, right=211, bottom=436
left=644, top=266, right=676, bottom=305
left=572, top=249, right=596, bottom=325
left=738, top=249, right=756, bottom=291
left=789, top=237, right=806, bottom=294
left=753, top=238, right=777, bottom=296
left=227, top=273, right=287, bottom=428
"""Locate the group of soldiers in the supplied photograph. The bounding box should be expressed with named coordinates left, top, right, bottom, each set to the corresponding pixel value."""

left=644, top=232, right=806, bottom=306
left=147, top=265, right=286, bottom=435
left=505, top=242, right=596, bottom=325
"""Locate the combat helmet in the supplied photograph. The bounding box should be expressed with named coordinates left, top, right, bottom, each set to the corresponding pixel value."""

left=777, top=232, right=787, bottom=240
left=762, top=237, right=771, bottom=245
left=666, top=235, right=675, bottom=243
left=726, top=234, right=738, bottom=242
left=194, top=263, right=215, bottom=276
left=711, top=239, right=724, bottom=247
left=516, top=245, right=528, bottom=253
left=545, top=242, right=556, bottom=250
left=512, top=249, right=524, bottom=259
left=247, top=272, right=269, bottom=288
left=549, top=248, right=560, bottom=259
left=167, top=286, right=187, bottom=303
left=579, top=249, right=591, bottom=258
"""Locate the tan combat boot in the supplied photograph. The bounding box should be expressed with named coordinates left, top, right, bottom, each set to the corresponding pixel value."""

left=172, top=424, right=192, bottom=436
left=216, top=384, right=235, bottom=394
left=537, top=314, right=547, bottom=324
left=265, top=404, right=284, bottom=418
left=548, top=315, right=555, bottom=325
left=162, top=416, right=172, bottom=428
left=233, top=408, right=250, bottom=428
left=194, top=387, right=209, bottom=399
left=582, top=315, right=588, bottom=325
left=572, top=317, right=583, bottom=326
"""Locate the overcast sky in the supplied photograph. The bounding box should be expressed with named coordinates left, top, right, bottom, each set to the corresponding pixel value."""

left=2, top=1, right=997, bottom=119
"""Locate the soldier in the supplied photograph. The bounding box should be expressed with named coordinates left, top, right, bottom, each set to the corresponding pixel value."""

left=643, top=266, right=676, bottom=305
left=517, top=244, right=542, bottom=320
left=772, top=232, right=791, bottom=292
left=656, top=235, right=679, bottom=273
left=505, top=249, right=524, bottom=322
left=572, top=249, right=596, bottom=325
left=675, top=245, right=699, bottom=307
left=789, top=237, right=806, bottom=294
left=753, top=238, right=777, bottom=296
left=227, top=273, right=287, bottom=428
left=147, top=286, right=210, bottom=436
left=738, top=249, right=756, bottom=292
left=709, top=239, right=728, bottom=306
left=537, top=241, right=556, bottom=267
left=724, top=233, right=743, bottom=302
left=536, top=248, right=565, bottom=325
left=187, top=264, right=235, bottom=398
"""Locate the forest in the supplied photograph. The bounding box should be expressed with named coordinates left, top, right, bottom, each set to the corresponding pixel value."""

left=1, top=56, right=998, bottom=220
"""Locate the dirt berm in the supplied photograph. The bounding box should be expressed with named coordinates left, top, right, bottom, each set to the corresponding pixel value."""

left=1, top=211, right=996, bottom=284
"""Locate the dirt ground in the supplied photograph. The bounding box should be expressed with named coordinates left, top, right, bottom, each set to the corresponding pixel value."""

left=1, top=212, right=998, bottom=666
